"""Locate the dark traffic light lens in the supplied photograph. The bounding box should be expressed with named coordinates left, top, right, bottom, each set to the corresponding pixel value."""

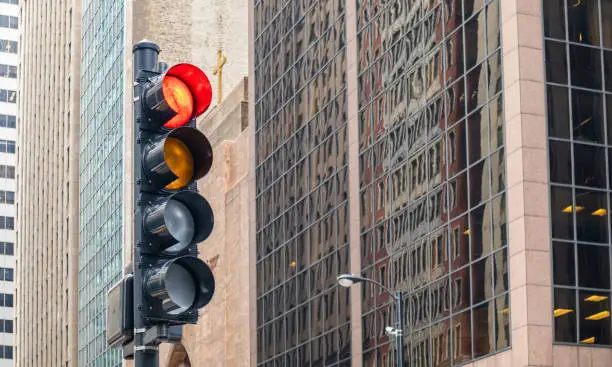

left=165, top=263, right=196, bottom=315
left=162, top=75, right=194, bottom=128
left=164, top=199, right=195, bottom=252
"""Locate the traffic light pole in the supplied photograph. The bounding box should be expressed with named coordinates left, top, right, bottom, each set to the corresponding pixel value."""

left=132, top=40, right=161, bottom=367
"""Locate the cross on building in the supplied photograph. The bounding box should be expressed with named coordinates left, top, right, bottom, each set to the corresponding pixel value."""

left=212, top=50, right=227, bottom=104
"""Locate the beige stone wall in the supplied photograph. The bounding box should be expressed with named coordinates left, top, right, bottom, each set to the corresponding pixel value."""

left=155, top=79, right=253, bottom=367
left=15, top=0, right=81, bottom=366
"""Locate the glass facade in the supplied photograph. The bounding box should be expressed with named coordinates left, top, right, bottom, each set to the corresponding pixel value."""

left=254, top=0, right=351, bottom=365
left=357, top=0, right=508, bottom=365
left=78, top=0, right=125, bottom=365
left=544, top=0, right=612, bottom=346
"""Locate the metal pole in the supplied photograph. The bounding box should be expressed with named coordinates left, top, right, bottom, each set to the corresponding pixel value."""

left=133, top=40, right=161, bottom=367
left=395, top=291, right=404, bottom=367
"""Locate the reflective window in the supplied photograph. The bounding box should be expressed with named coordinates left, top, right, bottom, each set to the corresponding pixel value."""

left=545, top=0, right=612, bottom=346
left=255, top=0, right=349, bottom=364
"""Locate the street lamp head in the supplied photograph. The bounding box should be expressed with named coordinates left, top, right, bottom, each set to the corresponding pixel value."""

left=337, top=274, right=363, bottom=288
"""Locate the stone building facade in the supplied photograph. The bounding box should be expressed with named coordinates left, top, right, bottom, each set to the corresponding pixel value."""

left=16, top=0, right=81, bottom=366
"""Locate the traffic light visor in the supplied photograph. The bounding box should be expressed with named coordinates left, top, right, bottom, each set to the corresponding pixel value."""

left=146, top=256, right=215, bottom=315
left=144, top=191, right=214, bottom=254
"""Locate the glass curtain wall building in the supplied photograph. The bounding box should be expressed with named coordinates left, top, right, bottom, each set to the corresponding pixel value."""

left=356, top=0, right=508, bottom=365
left=78, top=0, right=124, bottom=365
left=544, top=0, right=612, bottom=346
left=254, top=0, right=352, bottom=365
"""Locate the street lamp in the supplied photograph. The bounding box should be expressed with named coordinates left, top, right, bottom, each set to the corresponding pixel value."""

left=337, top=274, right=404, bottom=366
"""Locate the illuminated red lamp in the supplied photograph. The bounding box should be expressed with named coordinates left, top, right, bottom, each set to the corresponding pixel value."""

left=162, top=64, right=213, bottom=128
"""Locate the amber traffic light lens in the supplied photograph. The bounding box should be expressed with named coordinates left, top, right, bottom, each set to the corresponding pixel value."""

left=162, top=76, right=194, bottom=128
left=164, top=138, right=194, bottom=189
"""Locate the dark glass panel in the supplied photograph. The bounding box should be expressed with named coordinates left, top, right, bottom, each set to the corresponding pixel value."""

left=472, top=301, right=494, bottom=358
left=547, top=85, right=571, bottom=139
left=489, top=94, right=504, bottom=151
left=486, top=0, right=500, bottom=53
left=551, top=186, right=575, bottom=240
left=467, top=107, right=489, bottom=164
left=464, top=10, right=486, bottom=71
left=567, top=0, right=600, bottom=46
left=553, top=241, right=576, bottom=286
left=573, top=143, right=606, bottom=188
left=575, top=189, right=608, bottom=242
left=445, top=30, right=464, bottom=86
left=466, top=62, right=487, bottom=114
left=464, top=0, right=485, bottom=20
left=450, top=214, right=470, bottom=270
left=491, top=194, right=507, bottom=251
left=554, top=287, right=577, bottom=343
left=432, top=319, right=452, bottom=366
left=545, top=40, right=568, bottom=84
left=549, top=140, right=572, bottom=184
left=470, top=204, right=492, bottom=261
left=543, top=0, right=566, bottom=39
left=338, top=323, right=351, bottom=360
left=447, top=120, right=467, bottom=176
left=451, top=268, right=470, bottom=312
left=579, top=290, right=611, bottom=345
left=603, top=0, right=612, bottom=48
left=570, top=44, right=602, bottom=90
left=469, top=158, right=490, bottom=208
left=604, top=51, right=612, bottom=92
left=471, top=256, right=493, bottom=304
left=493, top=249, right=508, bottom=295
left=452, top=309, right=472, bottom=365
left=572, top=89, right=604, bottom=144
left=577, top=243, right=610, bottom=289
left=430, top=278, right=450, bottom=322
left=487, top=51, right=502, bottom=97
left=494, top=295, right=510, bottom=350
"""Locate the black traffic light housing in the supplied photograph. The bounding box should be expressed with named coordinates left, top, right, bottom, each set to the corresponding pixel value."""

left=132, top=40, right=216, bottom=327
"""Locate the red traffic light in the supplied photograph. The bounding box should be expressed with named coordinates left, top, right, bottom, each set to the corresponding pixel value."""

left=162, top=64, right=212, bottom=128
left=143, top=63, right=213, bottom=129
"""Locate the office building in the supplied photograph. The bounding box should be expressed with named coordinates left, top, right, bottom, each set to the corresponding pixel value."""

left=0, top=0, right=17, bottom=365
left=251, top=0, right=612, bottom=366
left=16, top=0, right=81, bottom=366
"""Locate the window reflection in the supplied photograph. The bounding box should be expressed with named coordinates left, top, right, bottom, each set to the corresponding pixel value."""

left=570, top=44, right=602, bottom=90
left=572, top=89, right=604, bottom=144
left=579, top=290, right=611, bottom=345
left=567, top=0, right=600, bottom=46
left=472, top=301, right=494, bottom=358
left=575, top=189, right=608, bottom=243
left=578, top=244, right=610, bottom=289
left=544, top=0, right=566, bottom=39
left=554, top=288, right=577, bottom=343
left=553, top=242, right=576, bottom=286
left=549, top=140, right=572, bottom=185
left=545, top=41, right=568, bottom=84
left=551, top=186, right=575, bottom=240
left=547, top=85, right=570, bottom=139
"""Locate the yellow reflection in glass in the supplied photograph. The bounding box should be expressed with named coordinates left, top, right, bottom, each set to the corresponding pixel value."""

left=585, top=311, right=610, bottom=321
left=585, top=295, right=608, bottom=302
left=581, top=337, right=595, bottom=344
left=591, top=209, right=607, bottom=217
left=164, top=138, right=194, bottom=190
left=553, top=308, right=573, bottom=317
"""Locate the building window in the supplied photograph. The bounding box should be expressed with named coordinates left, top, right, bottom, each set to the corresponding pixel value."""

left=0, top=0, right=18, bottom=4
left=0, top=15, right=17, bottom=30
left=0, top=65, right=16, bottom=79
left=0, top=89, right=16, bottom=104
left=545, top=0, right=612, bottom=346
left=0, top=191, right=15, bottom=204
left=0, top=40, right=17, bottom=54
left=0, top=293, right=13, bottom=307
left=0, top=114, right=16, bottom=128
left=0, top=216, right=13, bottom=230
left=0, top=268, right=13, bottom=281
left=0, top=165, right=14, bottom=178
left=0, top=140, right=15, bottom=154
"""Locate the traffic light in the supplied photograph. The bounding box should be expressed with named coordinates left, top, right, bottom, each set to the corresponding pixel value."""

left=133, top=42, right=216, bottom=327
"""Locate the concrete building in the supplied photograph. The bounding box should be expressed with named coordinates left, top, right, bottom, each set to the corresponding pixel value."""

left=0, top=1, right=18, bottom=365
left=16, top=0, right=81, bottom=366
left=251, top=0, right=612, bottom=366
